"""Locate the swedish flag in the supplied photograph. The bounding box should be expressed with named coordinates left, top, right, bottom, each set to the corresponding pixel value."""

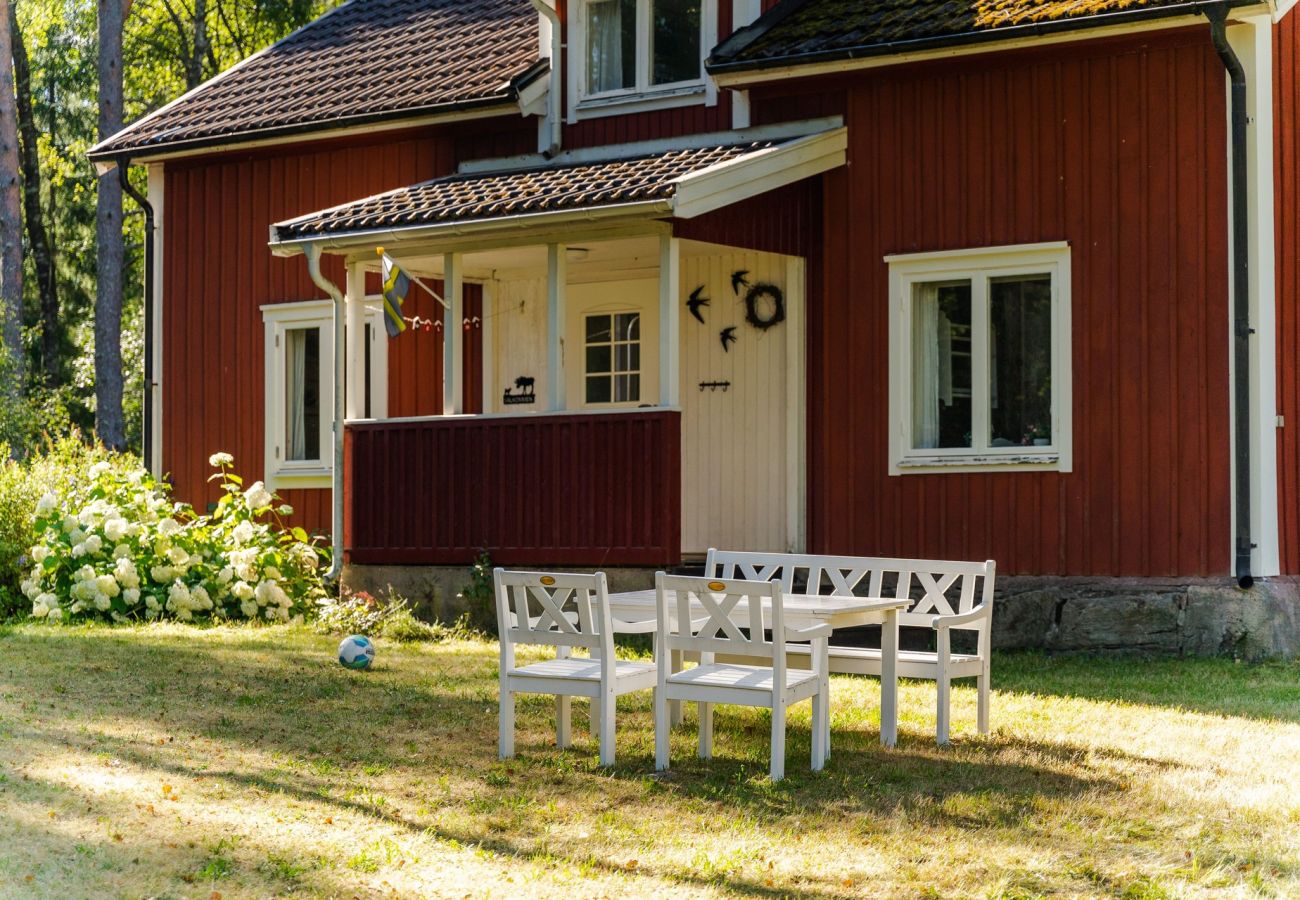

left=380, top=253, right=409, bottom=338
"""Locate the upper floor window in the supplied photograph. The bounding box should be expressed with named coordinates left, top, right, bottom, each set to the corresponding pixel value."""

left=576, top=0, right=713, bottom=115
left=886, top=243, right=1073, bottom=474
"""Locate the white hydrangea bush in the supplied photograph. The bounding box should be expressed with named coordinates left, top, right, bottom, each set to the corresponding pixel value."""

left=24, top=453, right=327, bottom=623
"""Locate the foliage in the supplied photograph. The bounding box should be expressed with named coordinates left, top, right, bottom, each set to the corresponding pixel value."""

left=459, top=549, right=494, bottom=608
left=0, top=433, right=114, bottom=620
left=315, top=585, right=472, bottom=643
left=8, top=0, right=342, bottom=454
left=22, top=451, right=326, bottom=623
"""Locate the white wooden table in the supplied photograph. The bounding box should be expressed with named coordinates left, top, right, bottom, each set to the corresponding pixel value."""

left=607, top=590, right=908, bottom=748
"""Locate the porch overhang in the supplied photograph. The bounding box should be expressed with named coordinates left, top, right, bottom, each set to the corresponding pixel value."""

left=267, top=120, right=845, bottom=257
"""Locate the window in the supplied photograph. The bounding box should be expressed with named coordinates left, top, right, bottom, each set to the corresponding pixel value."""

left=262, top=300, right=387, bottom=489
left=887, top=243, right=1072, bottom=473
left=576, top=0, right=714, bottom=115
left=584, top=311, right=641, bottom=405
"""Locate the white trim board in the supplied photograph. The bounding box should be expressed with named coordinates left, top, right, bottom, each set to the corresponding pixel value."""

left=146, top=163, right=165, bottom=479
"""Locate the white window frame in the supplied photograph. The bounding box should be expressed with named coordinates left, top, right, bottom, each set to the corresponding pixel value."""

left=569, top=0, right=718, bottom=121
left=886, top=242, right=1073, bottom=475
left=582, top=309, right=644, bottom=408
left=261, top=299, right=387, bottom=490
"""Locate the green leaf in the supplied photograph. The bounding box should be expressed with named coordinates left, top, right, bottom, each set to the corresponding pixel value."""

left=291, top=527, right=309, bottom=543
left=225, top=473, right=244, bottom=487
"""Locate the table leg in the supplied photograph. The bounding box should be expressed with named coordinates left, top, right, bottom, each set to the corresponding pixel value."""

left=880, top=609, right=899, bottom=748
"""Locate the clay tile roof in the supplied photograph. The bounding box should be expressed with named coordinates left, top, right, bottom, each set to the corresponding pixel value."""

left=273, top=140, right=785, bottom=241
left=710, top=0, right=1237, bottom=72
left=91, top=0, right=543, bottom=160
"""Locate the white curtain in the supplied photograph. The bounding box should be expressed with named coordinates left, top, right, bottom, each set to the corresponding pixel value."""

left=589, top=0, right=626, bottom=93
left=912, top=284, right=941, bottom=449
left=287, top=329, right=307, bottom=460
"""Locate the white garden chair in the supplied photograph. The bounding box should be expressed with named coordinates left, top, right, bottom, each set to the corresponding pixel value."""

left=653, top=573, right=830, bottom=782
left=494, top=569, right=656, bottom=766
left=708, top=549, right=996, bottom=744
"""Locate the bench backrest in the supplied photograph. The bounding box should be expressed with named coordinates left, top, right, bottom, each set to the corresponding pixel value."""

left=706, top=550, right=995, bottom=629
left=656, top=573, right=787, bottom=662
left=493, top=569, right=615, bottom=657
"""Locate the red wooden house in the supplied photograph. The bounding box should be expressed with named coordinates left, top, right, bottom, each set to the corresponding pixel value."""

left=91, top=0, right=1300, bottom=652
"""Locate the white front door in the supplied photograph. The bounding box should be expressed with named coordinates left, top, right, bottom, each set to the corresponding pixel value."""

left=679, top=247, right=803, bottom=555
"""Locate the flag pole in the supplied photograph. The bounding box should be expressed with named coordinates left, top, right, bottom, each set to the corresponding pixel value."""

left=376, top=247, right=450, bottom=309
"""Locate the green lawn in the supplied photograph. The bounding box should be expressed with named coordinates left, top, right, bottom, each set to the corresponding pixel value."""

left=0, top=623, right=1297, bottom=898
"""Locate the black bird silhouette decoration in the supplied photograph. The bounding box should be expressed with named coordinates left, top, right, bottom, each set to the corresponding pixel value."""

left=731, top=270, right=750, bottom=294
left=720, top=326, right=738, bottom=352
left=686, top=285, right=710, bottom=323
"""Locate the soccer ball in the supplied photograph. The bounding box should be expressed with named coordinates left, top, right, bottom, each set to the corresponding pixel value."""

left=338, top=635, right=375, bottom=670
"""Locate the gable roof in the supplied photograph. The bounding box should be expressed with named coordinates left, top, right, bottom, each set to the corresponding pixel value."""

left=709, top=0, right=1250, bottom=73
left=90, top=0, right=544, bottom=161
left=270, top=127, right=847, bottom=247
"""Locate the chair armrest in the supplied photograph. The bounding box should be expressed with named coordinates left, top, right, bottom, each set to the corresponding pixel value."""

left=932, top=605, right=990, bottom=629
left=611, top=617, right=658, bottom=635
left=784, top=622, right=834, bottom=642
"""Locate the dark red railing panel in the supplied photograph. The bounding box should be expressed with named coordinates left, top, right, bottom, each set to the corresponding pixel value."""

left=346, top=411, right=682, bottom=567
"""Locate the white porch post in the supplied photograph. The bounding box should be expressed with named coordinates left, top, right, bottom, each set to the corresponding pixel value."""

left=659, top=234, right=681, bottom=407
left=547, top=243, right=567, bottom=410
left=443, top=252, right=463, bottom=415
left=344, top=262, right=366, bottom=420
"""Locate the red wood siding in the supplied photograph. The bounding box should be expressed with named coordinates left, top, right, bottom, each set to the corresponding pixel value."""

left=674, top=178, right=821, bottom=257
left=162, top=122, right=526, bottom=534
left=795, top=30, right=1231, bottom=576
left=384, top=280, right=484, bottom=419
left=1276, top=13, right=1300, bottom=574
left=345, top=411, right=682, bottom=566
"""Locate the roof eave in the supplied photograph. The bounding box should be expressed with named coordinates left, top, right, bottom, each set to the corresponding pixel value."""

left=706, top=0, right=1267, bottom=81
left=88, top=93, right=523, bottom=165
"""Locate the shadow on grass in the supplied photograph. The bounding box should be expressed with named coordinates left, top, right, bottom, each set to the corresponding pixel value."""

left=0, top=625, right=1217, bottom=897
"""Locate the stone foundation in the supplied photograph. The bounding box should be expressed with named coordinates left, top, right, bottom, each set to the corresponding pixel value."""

left=343, top=564, right=1300, bottom=659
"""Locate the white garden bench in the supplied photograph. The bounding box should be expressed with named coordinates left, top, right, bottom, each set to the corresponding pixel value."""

left=706, top=549, right=996, bottom=744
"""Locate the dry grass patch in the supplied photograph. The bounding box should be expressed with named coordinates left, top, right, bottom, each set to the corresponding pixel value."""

left=0, top=622, right=1297, bottom=898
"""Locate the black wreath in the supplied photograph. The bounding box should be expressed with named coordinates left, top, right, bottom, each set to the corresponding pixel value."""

left=743, top=283, right=786, bottom=331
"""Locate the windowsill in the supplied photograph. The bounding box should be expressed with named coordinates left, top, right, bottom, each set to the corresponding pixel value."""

left=895, top=452, right=1062, bottom=474
left=267, top=466, right=332, bottom=490
left=574, top=84, right=707, bottom=120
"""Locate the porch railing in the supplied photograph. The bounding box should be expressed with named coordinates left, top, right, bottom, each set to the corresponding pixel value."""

left=344, top=410, right=682, bottom=567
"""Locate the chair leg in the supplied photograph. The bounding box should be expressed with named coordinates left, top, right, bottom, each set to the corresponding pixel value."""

left=670, top=649, right=684, bottom=727
left=654, top=688, right=670, bottom=772
left=977, top=658, right=991, bottom=735
left=589, top=648, right=602, bottom=739
left=936, top=628, right=951, bottom=745
left=698, top=703, right=714, bottom=759
left=555, top=695, right=571, bottom=749
left=499, top=690, right=515, bottom=759
left=598, top=689, right=616, bottom=767
left=770, top=701, right=786, bottom=782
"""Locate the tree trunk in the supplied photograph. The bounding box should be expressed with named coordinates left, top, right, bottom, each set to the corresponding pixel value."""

left=96, top=0, right=125, bottom=450
left=189, top=0, right=208, bottom=89
left=0, top=0, right=22, bottom=389
left=10, top=1, right=59, bottom=385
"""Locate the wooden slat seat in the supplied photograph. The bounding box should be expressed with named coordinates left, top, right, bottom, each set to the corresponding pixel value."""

left=783, top=644, right=984, bottom=679
left=510, top=658, right=656, bottom=683
left=668, top=663, right=820, bottom=695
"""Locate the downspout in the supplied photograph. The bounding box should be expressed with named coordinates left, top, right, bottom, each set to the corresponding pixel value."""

left=117, top=161, right=155, bottom=472
left=1207, top=5, right=1255, bottom=589
left=305, top=243, right=346, bottom=583
left=530, top=0, right=562, bottom=157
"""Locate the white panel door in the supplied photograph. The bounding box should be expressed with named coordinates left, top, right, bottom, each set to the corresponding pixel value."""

left=679, top=249, right=800, bottom=555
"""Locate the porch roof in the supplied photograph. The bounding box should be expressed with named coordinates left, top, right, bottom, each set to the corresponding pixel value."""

left=269, top=124, right=846, bottom=252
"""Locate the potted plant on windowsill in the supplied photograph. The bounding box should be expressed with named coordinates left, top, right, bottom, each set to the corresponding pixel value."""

left=1023, top=424, right=1051, bottom=447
